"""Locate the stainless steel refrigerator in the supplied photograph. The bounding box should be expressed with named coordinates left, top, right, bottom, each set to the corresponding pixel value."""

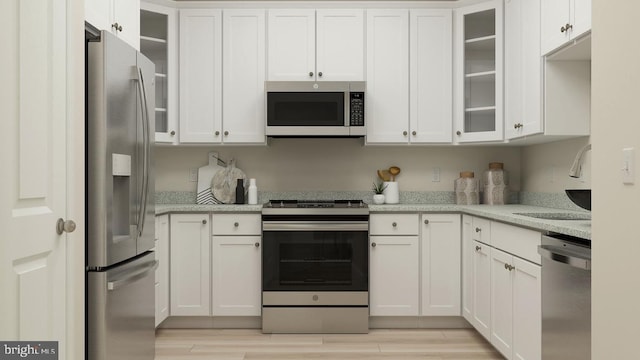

left=86, top=30, right=156, bottom=360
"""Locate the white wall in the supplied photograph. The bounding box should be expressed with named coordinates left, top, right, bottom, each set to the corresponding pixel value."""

left=155, top=139, right=522, bottom=193
left=521, top=137, right=591, bottom=193
left=592, top=0, right=640, bottom=358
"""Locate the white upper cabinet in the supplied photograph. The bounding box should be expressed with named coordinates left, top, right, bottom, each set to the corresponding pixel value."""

left=454, top=0, right=504, bottom=143
left=365, top=10, right=410, bottom=144
left=267, top=10, right=316, bottom=81
left=222, top=9, right=266, bottom=144
left=315, top=10, right=365, bottom=81
left=140, top=2, right=179, bottom=144
left=541, top=0, right=591, bottom=55
left=179, top=9, right=223, bottom=143
left=409, top=9, right=453, bottom=144
left=86, top=0, right=140, bottom=49
left=267, top=9, right=364, bottom=81
left=505, top=0, right=542, bottom=139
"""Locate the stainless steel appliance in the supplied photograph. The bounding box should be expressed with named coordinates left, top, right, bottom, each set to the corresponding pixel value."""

left=262, top=200, right=369, bottom=333
left=538, top=234, right=591, bottom=360
left=86, top=29, right=156, bottom=360
left=265, top=81, right=365, bottom=137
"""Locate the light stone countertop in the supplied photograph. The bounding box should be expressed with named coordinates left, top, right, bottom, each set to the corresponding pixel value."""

left=157, top=203, right=591, bottom=240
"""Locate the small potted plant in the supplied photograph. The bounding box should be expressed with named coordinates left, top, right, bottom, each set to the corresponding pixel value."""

left=372, top=180, right=387, bottom=205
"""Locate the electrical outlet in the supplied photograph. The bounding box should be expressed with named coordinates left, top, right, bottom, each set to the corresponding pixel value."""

left=432, top=167, right=441, bottom=182
left=189, top=168, right=198, bottom=182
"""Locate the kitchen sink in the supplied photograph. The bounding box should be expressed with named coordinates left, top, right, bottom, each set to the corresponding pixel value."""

left=513, top=212, right=591, bottom=221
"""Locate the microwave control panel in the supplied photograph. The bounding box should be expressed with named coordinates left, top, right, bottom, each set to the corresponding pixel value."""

left=350, top=92, right=365, bottom=126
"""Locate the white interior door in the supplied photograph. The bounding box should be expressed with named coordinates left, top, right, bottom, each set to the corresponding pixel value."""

left=0, top=0, right=84, bottom=358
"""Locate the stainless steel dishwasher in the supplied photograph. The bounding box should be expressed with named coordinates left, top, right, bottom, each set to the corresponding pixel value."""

left=538, top=234, right=591, bottom=360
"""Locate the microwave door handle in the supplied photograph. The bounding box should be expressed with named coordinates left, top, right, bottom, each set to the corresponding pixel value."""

left=344, top=91, right=350, bottom=127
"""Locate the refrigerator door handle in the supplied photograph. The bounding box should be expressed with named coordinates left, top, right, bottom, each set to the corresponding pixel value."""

left=107, top=260, right=158, bottom=291
left=134, top=66, right=151, bottom=238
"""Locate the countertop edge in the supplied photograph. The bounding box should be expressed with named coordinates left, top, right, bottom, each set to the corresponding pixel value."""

left=156, top=203, right=591, bottom=240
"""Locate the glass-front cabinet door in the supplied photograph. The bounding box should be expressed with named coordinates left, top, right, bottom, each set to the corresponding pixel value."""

left=140, top=3, right=178, bottom=144
left=454, top=0, right=503, bottom=143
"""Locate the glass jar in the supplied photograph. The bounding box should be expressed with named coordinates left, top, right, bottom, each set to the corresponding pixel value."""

left=482, top=162, right=509, bottom=205
left=455, top=171, right=480, bottom=205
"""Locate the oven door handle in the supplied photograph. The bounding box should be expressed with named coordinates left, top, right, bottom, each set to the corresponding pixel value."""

left=263, top=221, right=369, bottom=232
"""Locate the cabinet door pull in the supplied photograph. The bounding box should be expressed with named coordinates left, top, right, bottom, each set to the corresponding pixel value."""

left=371, top=242, right=377, bottom=248
left=475, top=227, right=481, bottom=232
left=309, top=72, right=314, bottom=77
left=254, top=242, right=260, bottom=248
left=224, top=131, right=229, bottom=136
left=456, top=131, right=462, bottom=136
left=424, top=219, right=429, bottom=225
left=412, top=131, right=417, bottom=136
left=202, top=219, right=207, bottom=225
left=392, top=222, right=397, bottom=227
left=318, top=72, right=323, bottom=77
left=475, top=245, right=481, bottom=251
left=403, top=131, right=408, bottom=136
left=234, top=222, right=239, bottom=227
left=215, top=131, right=220, bottom=136
left=170, top=130, right=176, bottom=136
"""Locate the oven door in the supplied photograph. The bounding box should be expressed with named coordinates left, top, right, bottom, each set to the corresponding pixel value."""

left=262, top=220, right=368, bottom=292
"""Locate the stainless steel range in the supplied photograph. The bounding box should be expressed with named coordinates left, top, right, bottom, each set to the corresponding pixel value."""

left=261, top=200, right=369, bottom=334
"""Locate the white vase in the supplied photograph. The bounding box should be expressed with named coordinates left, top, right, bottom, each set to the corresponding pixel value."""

left=383, top=182, right=399, bottom=204
left=372, top=194, right=385, bottom=204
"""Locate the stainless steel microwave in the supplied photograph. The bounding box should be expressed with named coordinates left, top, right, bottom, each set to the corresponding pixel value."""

left=265, top=81, right=365, bottom=137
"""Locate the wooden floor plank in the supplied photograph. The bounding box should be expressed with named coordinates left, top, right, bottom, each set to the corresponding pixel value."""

left=155, top=328, right=505, bottom=360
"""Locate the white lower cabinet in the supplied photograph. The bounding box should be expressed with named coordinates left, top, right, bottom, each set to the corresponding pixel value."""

left=369, top=235, right=420, bottom=316
left=491, top=248, right=541, bottom=360
left=420, top=214, right=461, bottom=316
left=170, top=213, right=211, bottom=316
left=155, top=214, right=170, bottom=327
left=472, top=240, right=492, bottom=339
left=464, top=216, right=542, bottom=360
left=211, top=214, right=262, bottom=316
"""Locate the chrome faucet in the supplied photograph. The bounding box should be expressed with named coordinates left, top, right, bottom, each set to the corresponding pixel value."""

left=569, top=144, right=591, bottom=178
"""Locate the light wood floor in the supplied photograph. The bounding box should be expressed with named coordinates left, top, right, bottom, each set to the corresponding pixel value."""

left=155, top=328, right=505, bottom=360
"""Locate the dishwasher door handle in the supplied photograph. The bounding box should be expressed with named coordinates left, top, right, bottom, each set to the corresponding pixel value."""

left=538, top=245, right=591, bottom=270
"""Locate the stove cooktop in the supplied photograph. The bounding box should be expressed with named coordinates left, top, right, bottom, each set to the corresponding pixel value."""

left=264, top=200, right=367, bottom=208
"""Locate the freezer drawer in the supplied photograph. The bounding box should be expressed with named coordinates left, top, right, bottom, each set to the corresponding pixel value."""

left=88, top=252, right=157, bottom=360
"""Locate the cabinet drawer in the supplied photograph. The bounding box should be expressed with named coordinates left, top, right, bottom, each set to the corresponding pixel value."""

left=370, top=214, right=419, bottom=236
left=212, top=214, right=261, bottom=235
left=491, top=221, right=542, bottom=265
left=471, top=217, right=491, bottom=244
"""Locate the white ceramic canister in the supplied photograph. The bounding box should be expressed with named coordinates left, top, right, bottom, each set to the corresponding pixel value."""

left=482, top=162, right=509, bottom=205
left=383, top=181, right=399, bottom=204
left=454, top=171, right=479, bottom=205
left=247, top=178, right=258, bottom=205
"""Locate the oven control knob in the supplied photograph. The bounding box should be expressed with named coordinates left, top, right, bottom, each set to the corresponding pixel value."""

left=312, top=295, right=319, bottom=301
